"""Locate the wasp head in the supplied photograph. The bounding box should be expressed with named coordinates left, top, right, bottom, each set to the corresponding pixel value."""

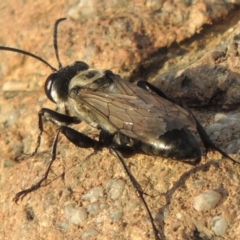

left=44, top=61, right=89, bottom=103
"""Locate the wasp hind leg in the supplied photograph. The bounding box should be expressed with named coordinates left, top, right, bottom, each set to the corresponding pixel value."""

left=110, top=146, right=161, bottom=240
left=138, top=81, right=240, bottom=165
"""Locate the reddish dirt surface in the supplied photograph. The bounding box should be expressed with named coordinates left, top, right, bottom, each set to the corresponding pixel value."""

left=1, top=1, right=240, bottom=240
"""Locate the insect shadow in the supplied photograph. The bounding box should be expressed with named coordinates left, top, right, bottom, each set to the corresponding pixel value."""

left=0, top=18, right=239, bottom=240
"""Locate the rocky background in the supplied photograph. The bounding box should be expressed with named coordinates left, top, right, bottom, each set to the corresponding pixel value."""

left=1, top=0, right=240, bottom=239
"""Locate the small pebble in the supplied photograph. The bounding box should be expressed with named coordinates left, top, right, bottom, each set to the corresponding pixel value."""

left=68, top=0, right=97, bottom=20
left=3, top=158, right=16, bottom=168
left=210, top=215, right=228, bottom=237
left=81, top=187, right=104, bottom=202
left=214, top=113, right=227, bottom=122
left=55, top=221, right=69, bottom=233
left=11, top=141, right=23, bottom=159
left=110, top=210, right=123, bottom=222
left=146, top=0, right=163, bottom=10
left=64, top=203, right=88, bottom=225
left=7, top=110, right=20, bottom=127
left=82, top=228, right=98, bottom=238
left=86, top=203, right=100, bottom=216
left=106, top=179, right=125, bottom=200
left=193, top=190, right=221, bottom=212
left=2, top=81, right=28, bottom=92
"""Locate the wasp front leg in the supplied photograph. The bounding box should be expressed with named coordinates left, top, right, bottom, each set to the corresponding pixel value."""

left=18, top=108, right=81, bottom=161
left=14, top=125, right=102, bottom=202
left=14, top=128, right=138, bottom=201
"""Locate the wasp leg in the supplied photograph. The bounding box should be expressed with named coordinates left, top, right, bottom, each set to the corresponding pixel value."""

left=99, top=130, right=160, bottom=239
left=174, top=103, right=240, bottom=165
left=17, top=108, right=81, bottom=161
left=140, top=81, right=240, bottom=165
left=137, top=80, right=173, bottom=102
left=110, top=147, right=161, bottom=240
left=190, top=112, right=240, bottom=165
left=40, top=108, right=81, bottom=125
left=98, top=129, right=114, bottom=147
left=58, top=126, right=99, bottom=149
left=14, top=126, right=100, bottom=202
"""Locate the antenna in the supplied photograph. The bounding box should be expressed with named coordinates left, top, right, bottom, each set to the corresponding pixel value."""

left=53, top=18, right=67, bottom=69
left=0, top=46, right=57, bottom=71
left=0, top=18, right=68, bottom=72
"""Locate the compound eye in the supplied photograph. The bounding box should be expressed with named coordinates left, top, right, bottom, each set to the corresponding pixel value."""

left=44, top=73, right=57, bottom=103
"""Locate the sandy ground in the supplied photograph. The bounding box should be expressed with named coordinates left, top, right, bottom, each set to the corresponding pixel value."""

left=1, top=1, right=240, bottom=240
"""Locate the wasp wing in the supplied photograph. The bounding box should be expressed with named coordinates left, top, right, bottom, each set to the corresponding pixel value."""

left=71, top=73, right=196, bottom=143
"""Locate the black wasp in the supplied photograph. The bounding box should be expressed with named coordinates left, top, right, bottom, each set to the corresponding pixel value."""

left=1, top=18, right=239, bottom=240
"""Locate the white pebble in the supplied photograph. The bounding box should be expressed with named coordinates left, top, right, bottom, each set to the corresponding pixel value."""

left=2, top=81, right=28, bottom=91
left=193, top=190, right=221, bottom=212
left=106, top=179, right=125, bottom=200
left=86, top=202, right=100, bottom=216
left=81, top=187, right=104, bottom=202
left=110, top=210, right=123, bottom=222
left=64, top=203, right=88, bottom=225
left=8, top=110, right=20, bottom=126
left=67, top=8, right=80, bottom=21
left=146, top=0, right=163, bottom=9
left=67, top=0, right=98, bottom=20
left=82, top=228, right=98, bottom=238
left=210, top=215, right=228, bottom=237
left=214, top=113, right=227, bottom=122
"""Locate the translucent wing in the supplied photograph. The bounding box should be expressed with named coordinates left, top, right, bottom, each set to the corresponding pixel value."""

left=71, top=72, right=196, bottom=143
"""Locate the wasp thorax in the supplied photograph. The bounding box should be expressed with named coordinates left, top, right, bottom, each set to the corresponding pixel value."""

left=68, top=69, right=105, bottom=91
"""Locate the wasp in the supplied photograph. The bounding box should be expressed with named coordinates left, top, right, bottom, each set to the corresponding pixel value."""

left=1, top=18, right=239, bottom=240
